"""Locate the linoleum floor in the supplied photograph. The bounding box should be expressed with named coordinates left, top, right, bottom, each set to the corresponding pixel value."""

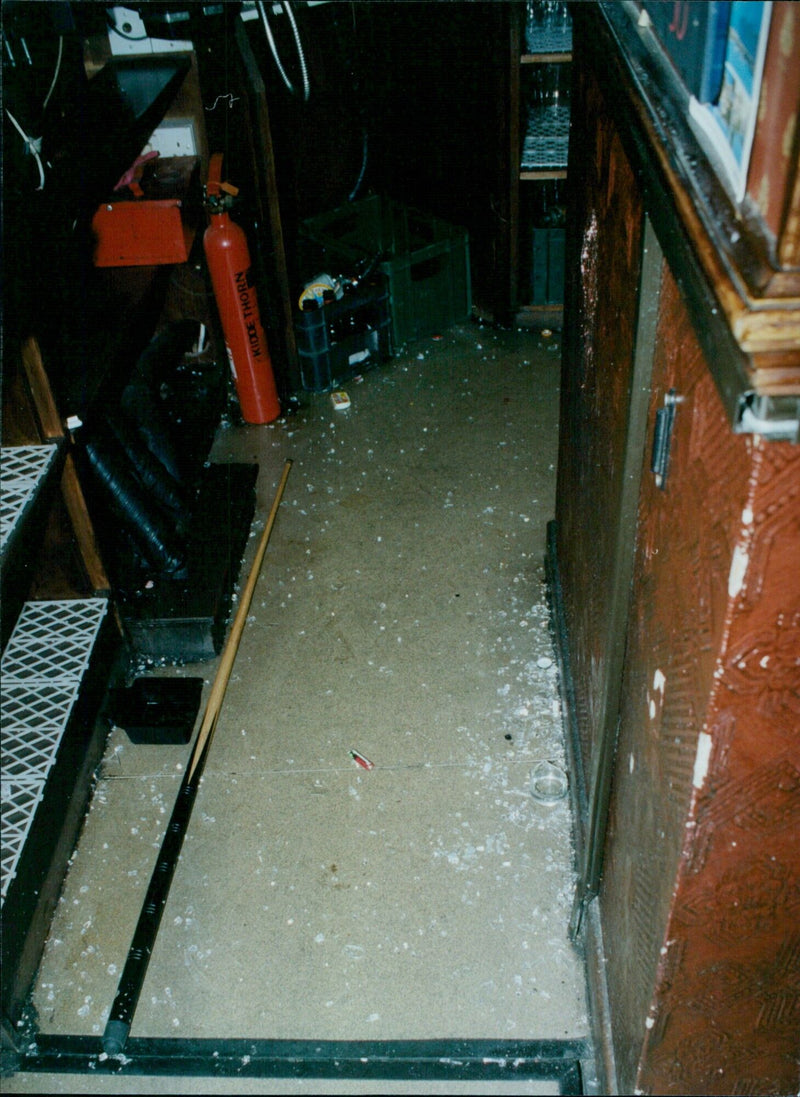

left=7, top=324, right=591, bottom=1093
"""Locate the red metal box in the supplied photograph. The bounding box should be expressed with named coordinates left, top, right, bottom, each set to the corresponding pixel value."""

left=92, top=156, right=200, bottom=268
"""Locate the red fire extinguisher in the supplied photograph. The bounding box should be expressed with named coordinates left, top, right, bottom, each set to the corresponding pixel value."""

left=203, top=153, right=281, bottom=424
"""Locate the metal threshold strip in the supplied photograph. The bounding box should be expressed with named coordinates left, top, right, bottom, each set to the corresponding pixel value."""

left=12, top=1034, right=588, bottom=1092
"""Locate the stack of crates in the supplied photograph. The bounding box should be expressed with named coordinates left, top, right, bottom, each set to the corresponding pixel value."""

left=531, top=227, right=565, bottom=306
left=299, top=195, right=472, bottom=352
left=295, top=274, right=392, bottom=393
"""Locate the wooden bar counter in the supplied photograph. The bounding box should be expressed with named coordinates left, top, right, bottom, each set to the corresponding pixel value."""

left=549, top=3, right=800, bottom=1093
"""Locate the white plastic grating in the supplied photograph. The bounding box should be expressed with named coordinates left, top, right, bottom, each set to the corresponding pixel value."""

left=1, top=780, right=45, bottom=903
left=2, top=600, right=108, bottom=681
left=1, top=721, right=71, bottom=780
left=1, top=598, right=108, bottom=905
left=1, top=682, right=81, bottom=732
left=521, top=104, right=570, bottom=170
left=0, top=445, right=60, bottom=557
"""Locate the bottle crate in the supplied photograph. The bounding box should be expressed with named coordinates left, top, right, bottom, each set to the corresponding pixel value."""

left=295, top=275, right=392, bottom=393
left=299, top=196, right=471, bottom=350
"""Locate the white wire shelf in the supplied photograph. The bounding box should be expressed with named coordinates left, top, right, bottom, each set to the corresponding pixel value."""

left=521, top=104, right=570, bottom=172
left=524, top=24, right=572, bottom=55
left=1, top=598, right=109, bottom=904
left=0, top=445, right=60, bottom=558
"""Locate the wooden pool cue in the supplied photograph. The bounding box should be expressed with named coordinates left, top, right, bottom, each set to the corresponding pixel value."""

left=102, top=459, right=292, bottom=1056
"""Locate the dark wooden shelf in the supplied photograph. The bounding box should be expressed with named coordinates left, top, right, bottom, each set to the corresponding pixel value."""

left=5, top=55, right=192, bottom=428
left=521, top=51, right=572, bottom=63
left=521, top=169, right=568, bottom=180
left=515, top=303, right=564, bottom=329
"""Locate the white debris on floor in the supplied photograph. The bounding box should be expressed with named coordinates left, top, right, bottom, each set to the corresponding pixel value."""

left=28, top=325, right=589, bottom=1049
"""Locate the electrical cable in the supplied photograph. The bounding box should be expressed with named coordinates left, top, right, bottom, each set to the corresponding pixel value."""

left=348, top=127, right=368, bottom=202
left=4, top=108, right=45, bottom=190
left=257, top=0, right=310, bottom=102
left=42, top=35, right=63, bottom=110
left=6, top=33, right=64, bottom=190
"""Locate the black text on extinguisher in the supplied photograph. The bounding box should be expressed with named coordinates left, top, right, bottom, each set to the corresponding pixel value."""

left=235, top=268, right=264, bottom=359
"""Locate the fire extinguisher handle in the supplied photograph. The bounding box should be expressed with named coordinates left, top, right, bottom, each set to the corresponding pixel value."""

left=206, top=153, right=239, bottom=204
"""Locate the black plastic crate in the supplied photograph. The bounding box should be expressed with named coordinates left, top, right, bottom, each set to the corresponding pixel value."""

left=106, top=677, right=203, bottom=744
left=531, top=226, right=565, bottom=306
left=296, top=275, right=392, bottom=393
left=299, top=196, right=471, bottom=349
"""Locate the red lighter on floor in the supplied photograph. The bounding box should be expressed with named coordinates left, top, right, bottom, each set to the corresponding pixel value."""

left=349, top=749, right=374, bottom=771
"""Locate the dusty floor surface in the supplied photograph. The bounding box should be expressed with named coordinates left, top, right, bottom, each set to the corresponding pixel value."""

left=10, top=323, right=590, bottom=1091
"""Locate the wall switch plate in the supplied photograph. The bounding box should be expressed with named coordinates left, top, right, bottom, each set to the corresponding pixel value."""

left=144, top=121, right=198, bottom=158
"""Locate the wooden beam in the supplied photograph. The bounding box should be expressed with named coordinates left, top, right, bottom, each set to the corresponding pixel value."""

left=20, top=337, right=110, bottom=593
